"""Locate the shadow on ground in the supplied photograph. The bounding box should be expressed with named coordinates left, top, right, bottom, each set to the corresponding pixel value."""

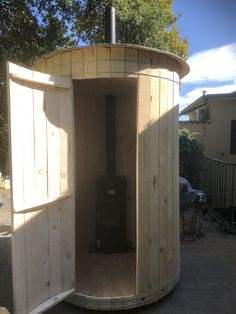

left=0, top=235, right=13, bottom=313
left=1, top=222, right=236, bottom=314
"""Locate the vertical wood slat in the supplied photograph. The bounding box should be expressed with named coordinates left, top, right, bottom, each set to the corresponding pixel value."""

left=60, top=84, right=75, bottom=291
left=21, top=85, right=36, bottom=204
left=61, top=197, right=75, bottom=290
left=12, top=214, right=27, bottom=314
left=71, top=49, right=84, bottom=79
left=148, top=76, right=160, bottom=294
left=50, top=55, right=61, bottom=76
left=33, top=88, right=48, bottom=200
left=46, top=58, right=53, bottom=74
left=111, top=47, right=125, bottom=77
left=24, top=210, right=50, bottom=312
left=8, top=78, right=25, bottom=210
left=46, top=88, right=61, bottom=198
left=126, top=48, right=138, bottom=75
left=60, top=52, right=72, bottom=77
left=84, top=47, right=97, bottom=78
left=49, top=205, right=62, bottom=296
left=97, top=47, right=111, bottom=77
left=137, top=74, right=150, bottom=297
left=33, top=60, right=46, bottom=73
left=139, top=50, right=151, bottom=76
left=74, top=92, right=89, bottom=252
left=158, top=69, right=169, bottom=292
left=167, top=72, right=174, bottom=284
left=172, top=81, right=180, bottom=278
left=59, top=87, right=73, bottom=194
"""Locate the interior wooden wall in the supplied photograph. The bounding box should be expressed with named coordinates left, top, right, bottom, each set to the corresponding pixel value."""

left=74, top=78, right=137, bottom=252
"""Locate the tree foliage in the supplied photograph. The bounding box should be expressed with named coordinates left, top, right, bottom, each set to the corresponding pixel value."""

left=179, top=128, right=204, bottom=188
left=0, top=0, right=76, bottom=172
left=0, top=0, right=76, bottom=66
left=74, top=0, right=189, bottom=59
left=0, top=0, right=188, bottom=70
left=0, top=0, right=188, bottom=172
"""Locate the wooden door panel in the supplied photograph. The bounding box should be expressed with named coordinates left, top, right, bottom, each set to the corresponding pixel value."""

left=7, top=62, right=75, bottom=314
left=7, top=62, right=73, bottom=213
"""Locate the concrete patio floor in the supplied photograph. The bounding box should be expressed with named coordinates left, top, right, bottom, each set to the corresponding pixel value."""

left=1, top=221, right=236, bottom=314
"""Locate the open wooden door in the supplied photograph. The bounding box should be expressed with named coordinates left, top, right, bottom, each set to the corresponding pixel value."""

left=6, top=62, right=75, bottom=314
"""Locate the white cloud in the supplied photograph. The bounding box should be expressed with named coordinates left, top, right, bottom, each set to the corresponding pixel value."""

left=182, top=43, right=236, bottom=84
left=179, top=83, right=236, bottom=113
left=179, top=42, right=236, bottom=113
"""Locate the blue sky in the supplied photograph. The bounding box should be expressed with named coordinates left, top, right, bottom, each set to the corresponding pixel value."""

left=173, top=0, right=236, bottom=113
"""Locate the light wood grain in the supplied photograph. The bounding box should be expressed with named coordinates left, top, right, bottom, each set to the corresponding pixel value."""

left=61, top=197, right=76, bottom=291
left=50, top=54, right=61, bottom=76
left=7, top=62, right=75, bottom=314
left=84, top=47, right=97, bottom=78
left=111, top=47, right=125, bottom=77
left=71, top=49, right=84, bottom=79
left=167, top=74, right=174, bottom=284
left=125, top=48, right=138, bottom=75
left=97, top=47, right=111, bottom=77
left=9, top=44, right=186, bottom=310
left=60, top=51, right=72, bottom=77
left=34, top=44, right=189, bottom=79
left=158, top=70, right=169, bottom=293
left=33, top=88, right=48, bottom=201
left=46, top=87, right=61, bottom=198
left=77, top=253, right=136, bottom=297
left=11, top=214, right=27, bottom=314
left=49, top=205, right=62, bottom=296
left=24, top=210, right=50, bottom=312
left=148, top=76, right=160, bottom=294
left=172, top=80, right=180, bottom=278
left=137, top=74, right=150, bottom=297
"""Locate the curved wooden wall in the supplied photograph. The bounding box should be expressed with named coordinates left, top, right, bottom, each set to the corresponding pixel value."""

left=34, top=44, right=188, bottom=310
left=33, top=44, right=188, bottom=79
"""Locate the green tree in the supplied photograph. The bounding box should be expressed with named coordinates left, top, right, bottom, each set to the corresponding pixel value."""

left=0, top=0, right=188, bottom=172
left=179, top=128, right=204, bottom=188
left=0, top=0, right=75, bottom=66
left=0, top=0, right=75, bottom=172
left=74, top=0, right=189, bottom=59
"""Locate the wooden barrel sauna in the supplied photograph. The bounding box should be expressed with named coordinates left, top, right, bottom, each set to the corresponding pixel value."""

left=33, top=44, right=189, bottom=310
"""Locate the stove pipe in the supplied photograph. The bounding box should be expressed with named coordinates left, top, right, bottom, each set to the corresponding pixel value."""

left=105, top=6, right=116, bottom=44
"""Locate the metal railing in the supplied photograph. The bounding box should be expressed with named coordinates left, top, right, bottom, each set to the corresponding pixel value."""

left=201, top=157, right=236, bottom=232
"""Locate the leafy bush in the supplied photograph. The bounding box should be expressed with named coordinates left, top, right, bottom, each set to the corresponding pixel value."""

left=179, top=128, right=204, bottom=188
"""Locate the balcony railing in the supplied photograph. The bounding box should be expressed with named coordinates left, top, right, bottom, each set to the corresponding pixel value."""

left=201, top=157, right=236, bottom=233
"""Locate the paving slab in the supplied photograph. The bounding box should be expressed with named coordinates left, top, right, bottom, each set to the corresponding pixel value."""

left=0, top=221, right=236, bottom=314
left=45, top=221, right=236, bottom=314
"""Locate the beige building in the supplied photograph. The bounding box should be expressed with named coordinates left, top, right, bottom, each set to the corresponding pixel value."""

left=180, top=91, right=236, bottom=163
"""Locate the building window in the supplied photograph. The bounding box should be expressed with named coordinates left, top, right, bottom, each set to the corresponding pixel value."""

left=231, top=120, right=236, bottom=154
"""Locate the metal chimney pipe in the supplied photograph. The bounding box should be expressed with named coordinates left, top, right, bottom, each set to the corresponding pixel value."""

left=105, top=6, right=116, bottom=44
